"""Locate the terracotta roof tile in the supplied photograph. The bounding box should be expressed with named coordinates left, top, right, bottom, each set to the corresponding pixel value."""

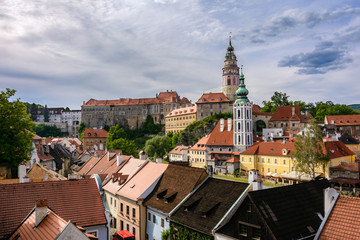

left=196, top=92, right=230, bottom=104
left=116, top=161, right=168, bottom=201
left=325, top=115, right=360, bottom=126
left=166, top=105, right=197, bottom=117
left=207, top=120, right=233, bottom=146
left=82, top=91, right=182, bottom=107
left=269, top=105, right=313, bottom=123
left=0, top=179, right=107, bottom=238
left=319, top=195, right=360, bottom=240
left=330, top=162, right=360, bottom=172
left=83, top=128, right=108, bottom=138
left=190, top=135, right=210, bottom=151
left=169, top=145, right=190, bottom=155
left=9, top=208, right=68, bottom=240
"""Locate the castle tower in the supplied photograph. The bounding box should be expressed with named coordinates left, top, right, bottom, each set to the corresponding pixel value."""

left=222, top=35, right=240, bottom=101
left=233, top=68, right=253, bottom=152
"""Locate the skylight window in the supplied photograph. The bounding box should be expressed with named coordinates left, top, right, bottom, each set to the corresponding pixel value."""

left=130, top=184, right=135, bottom=188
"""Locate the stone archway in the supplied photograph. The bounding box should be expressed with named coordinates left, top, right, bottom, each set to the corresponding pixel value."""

left=254, top=120, right=266, bottom=136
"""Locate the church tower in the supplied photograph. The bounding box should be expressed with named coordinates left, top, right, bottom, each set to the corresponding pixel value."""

left=233, top=68, right=253, bottom=152
left=222, top=35, right=240, bottom=101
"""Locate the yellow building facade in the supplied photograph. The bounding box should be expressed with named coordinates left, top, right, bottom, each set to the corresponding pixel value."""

left=165, top=105, right=197, bottom=134
left=189, top=135, right=210, bottom=168
left=239, top=141, right=355, bottom=180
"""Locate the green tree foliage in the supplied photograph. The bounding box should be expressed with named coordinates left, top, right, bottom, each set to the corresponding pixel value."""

left=44, top=105, right=49, bottom=122
left=291, top=119, right=330, bottom=179
left=107, top=138, right=138, bottom=157
left=78, top=122, right=86, bottom=140
left=261, top=92, right=359, bottom=121
left=161, top=229, right=170, bottom=240
left=0, top=89, right=35, bottom=174
left=30, top=103, right=38, bottom=121
left=261, top=91, right=291, bottom=113
left=64, top=107, right=70, bottom=111
left=144, top=135, right=172, bottom=159
left=106, top=124, right=138, bottom=157
left=142, top=115, right=162, bottom=134
left=178, top=112, right=233, bottom=146
left=312, top=101, right=358, bottom=121
left=107, top=125, right=127, bottom=143
left=103, top=125, right=110, bottom=132
left=34, top=124, right=62, bottom=137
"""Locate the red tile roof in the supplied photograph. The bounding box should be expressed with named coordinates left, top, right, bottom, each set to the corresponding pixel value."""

left=169, top=146, right=190, bottom=155
left=207, top=120, right=233, bottom=146
left=0, top=179, right=107, bottom=238
left=240, top=140, right=354, bottom=159
left=166, top=105, right=197, bottom=117
left=325, top=114, right=360, bottom=126
left=76, top=156, right=101, bottom=175
left=196, top=92, right=230, bottom=104
left=319, top=195, right=360, bottom=239
left=269, top=105, right=313, bottom=123
left=252, top=104, right=261, bottom=113
left=190, top=135, right=210, bottom=151
left=330, top=162, right=360, bottom=172
left=83, top=128, right=108, bottom=138
left=82, top=91, right=183, bottom=106
left=325, top=141, right=354, bottom=159
left=241, top=141, right=295, bottom=156
left=116, top=161, right=168, bottom=201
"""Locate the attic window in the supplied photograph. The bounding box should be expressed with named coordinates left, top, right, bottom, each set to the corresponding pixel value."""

left=88, top=133, right=91, bottom=136
left=201, top=202, right=221, bottom=218
left=165, top=192, right=178, bottom=203
left=184, top=198, right=202, bottom=212
left=94, top=133, right=97, bottom=136
left=156, top=189, right=168, bottom=200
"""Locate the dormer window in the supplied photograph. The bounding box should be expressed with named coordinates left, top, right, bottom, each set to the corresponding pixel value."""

left=88, top=133, right=91, bottom=136
left=94, top=133, right=97, bottom=136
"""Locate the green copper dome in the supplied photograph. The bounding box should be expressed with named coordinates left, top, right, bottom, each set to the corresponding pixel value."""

left=235, top=72, right=250, bottom=104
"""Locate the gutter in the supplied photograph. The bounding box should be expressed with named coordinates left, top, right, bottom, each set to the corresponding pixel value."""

left=314, top=193, right=339, bottom=240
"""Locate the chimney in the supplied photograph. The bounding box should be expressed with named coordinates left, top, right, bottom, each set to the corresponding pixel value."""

left=68, top=173, right=77, bottom=180
left=35, top=200, right=49, bottom=227
left=22, top=176, right=29, bottom=183
left=18, top=165, right=27, bottom=183
left=248, top=169, right=263, bottom=191
left=156, top=158, right=162, bottom=163
left=227, top=118, right=232, bottom=131
left=117, top=154, right=123, bottom=166
left=292, top=107, right=295, bottom=116
left=220, top=118, right=224, bottom=132
left=331, top=120, right=334, bottom=124
left=324, top=187, right=338, bottom=215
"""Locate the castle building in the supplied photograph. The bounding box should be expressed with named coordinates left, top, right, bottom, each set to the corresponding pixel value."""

left=233, top=70, right=253, bottom=152
left=222, top=36, right=240, bottom=102
left=165, top=105, right=197, bottom=134
left=81, top=91, right=190, bottom=129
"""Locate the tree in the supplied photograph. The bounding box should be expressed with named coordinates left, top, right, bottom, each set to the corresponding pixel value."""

left=261, top=91, right=290, bottom=113
left=107, top=125, right=127, bottom=143
left=291, top=119, right=330, bottom=180
left=0, top=89, right=35, bottom=176
left=44, top=105, right=49, bottom=122
left=142, top=115, right=162, bottom=134
left=34, top=124, right=62, bottom=137
left=144, top=135, right=172, bottom=159
left=107, top=138, right=138, bottom=157
left=78, top=122, right=86, bottom=140
left=30, top=103, right=38, bottom=121
left=64, top=107, right=70, bottom=111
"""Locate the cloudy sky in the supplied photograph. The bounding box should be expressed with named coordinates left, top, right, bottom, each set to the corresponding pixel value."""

left=1, top=0, right=360, bottom=109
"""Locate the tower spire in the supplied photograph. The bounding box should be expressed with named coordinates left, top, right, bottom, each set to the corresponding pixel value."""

left=235, top=66, right=249, bottom=104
